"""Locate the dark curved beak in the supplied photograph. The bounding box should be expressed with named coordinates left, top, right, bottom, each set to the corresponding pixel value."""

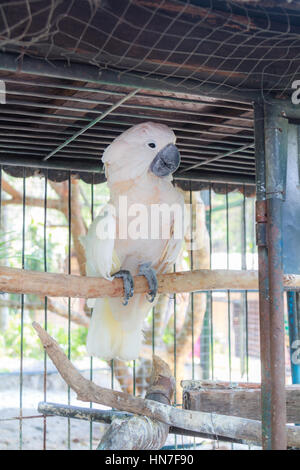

left=150, top=143, right=180, bottom=177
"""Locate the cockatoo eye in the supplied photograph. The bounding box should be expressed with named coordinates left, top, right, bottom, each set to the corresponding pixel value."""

left=148, top=142, right=156, bottom=149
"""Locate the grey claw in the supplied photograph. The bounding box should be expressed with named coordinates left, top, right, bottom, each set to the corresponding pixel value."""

left=113, top=270, right=134, bottom=305
left=138, top=262, right=158, bottom=303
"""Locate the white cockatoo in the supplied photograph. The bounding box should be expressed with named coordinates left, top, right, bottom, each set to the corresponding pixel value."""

left=81, top=122, right=184, bottom=361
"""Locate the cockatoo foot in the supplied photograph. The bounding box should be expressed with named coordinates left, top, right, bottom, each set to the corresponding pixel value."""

left=138, top=262, right=158, bottom=303
left=113, top=270, right=134, bottom=306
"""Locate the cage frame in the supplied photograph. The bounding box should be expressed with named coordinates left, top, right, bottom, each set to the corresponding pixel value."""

left=0, top=0, right=300, bottom=451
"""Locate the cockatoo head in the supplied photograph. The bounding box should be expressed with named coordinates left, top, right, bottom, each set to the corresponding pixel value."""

left=102, top=122, right=180, bottom=187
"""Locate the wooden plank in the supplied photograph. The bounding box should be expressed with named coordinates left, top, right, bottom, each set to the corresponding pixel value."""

left=182, top=381, right=300, bottom=423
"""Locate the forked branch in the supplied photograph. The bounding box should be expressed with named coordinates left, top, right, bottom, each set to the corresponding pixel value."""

left=32, top=321, right=300, bottom=448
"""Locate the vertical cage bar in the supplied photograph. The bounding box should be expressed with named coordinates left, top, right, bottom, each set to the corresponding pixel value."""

left=189, top=183, right=195, bottom=380
left=242, top=189, right=249, bottom=381
left=267, top=196, right=286, bottom=448
left=200, top=188, right=211, bottom=380
left=111, top=359, right=114, bottom=389
left=225, top=188, right=232, bottom=381
left=152, top=305, right=155, bottom=355
left=67, top=173, right=72, bottom=449
left=133, top=360, right=136, bottom=396
left=209, top=187, right=214, bottom=380
left=255, top=102, right=272, bottom=450
left=0, top=165, right=2, bottom=228
left=173, top=272, right=177, bottom=404
left=43, top=171, right=48, bottom=450
left=173, top=262, right=177, bottom=450
left=19, top=168, right=26, bottom=450
left=264, top=103, right=288, bottom=450
left=89, top=178, right=94, bottom=450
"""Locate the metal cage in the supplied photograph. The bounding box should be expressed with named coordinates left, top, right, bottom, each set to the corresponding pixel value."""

left=0, top=0, right=300, bottom=451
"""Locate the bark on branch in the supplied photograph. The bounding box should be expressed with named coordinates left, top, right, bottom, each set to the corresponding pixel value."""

left=98, top=356, right=174, bottom=450
left=32, top=322, right=300, bottom=447
left=2, top=266, right=300, bottom=298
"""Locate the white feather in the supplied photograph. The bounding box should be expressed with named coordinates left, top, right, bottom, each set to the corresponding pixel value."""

left=84, top=122, right=184, bottom=361
left=82, top=204, right=117, bottom=280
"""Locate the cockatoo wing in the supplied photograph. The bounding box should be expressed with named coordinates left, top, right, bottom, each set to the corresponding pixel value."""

left=81, top=204, right=120, bottom=308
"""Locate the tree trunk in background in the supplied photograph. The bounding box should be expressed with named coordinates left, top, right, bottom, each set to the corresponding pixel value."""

left=166, top=191, right=210, bottom=400
left=0, top=203, right=9, bottom=330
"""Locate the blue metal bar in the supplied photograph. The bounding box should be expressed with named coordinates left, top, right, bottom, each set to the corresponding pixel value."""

left=265, top=103, right=288, bottom=450
left=287, top=292, right=300, bottom=384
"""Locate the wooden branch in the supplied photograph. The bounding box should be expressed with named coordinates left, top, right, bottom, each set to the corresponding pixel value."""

left=182, top=380, right=300, bottom=423
left=2, top=266, right=300, bottom=298
left=98, top=356, right=174, bottom=450
left=69, top=179, right=87, bottom=277
left=1, top=177, right=61, bottom=210
left=2, top=196, right=62, bottom=211
left=0, top=296, right=89, bottom=327
left=1, top=178, right=21, bottom=200
left=37, top=402, right=248, bottom=445
left=49, top=179, right=87, bottom=276
left=2, top=178, right=86, bottom=275
left=46, top=298, right=89, bottom=328
left=32, top=322, right=300, bottom=447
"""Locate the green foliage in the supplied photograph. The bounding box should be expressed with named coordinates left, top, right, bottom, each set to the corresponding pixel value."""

left=0, top=314, right=88, bottom=364
left=207, top=190, right=256, bottom=255
left=53, top=324, right=88, bottom=358
left=0, top=315, right=43, bottom=360
left=79, top=181, right=110, bottom=224
left=162, top=325, right=174, bottom=345
left=24, top=220, right=58, bottom=272
left=0, top=220, right=58, bottom=272
left=0, top=231, right=18, bottom=261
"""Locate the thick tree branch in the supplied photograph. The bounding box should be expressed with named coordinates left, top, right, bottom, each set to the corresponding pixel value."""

left=32, top=322, right=300, bottom=447
left=1, top=177, right=61, bottom=210
left=1, top=265, right=300, bottom=297
left=49, top=179, right=87, bottom=276
left=98, top=356, right=174, bottom=450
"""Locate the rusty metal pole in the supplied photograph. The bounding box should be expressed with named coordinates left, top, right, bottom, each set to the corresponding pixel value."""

left=264, top=103, right=288, bottom=450
left=254, top=102, right=272, bottom=449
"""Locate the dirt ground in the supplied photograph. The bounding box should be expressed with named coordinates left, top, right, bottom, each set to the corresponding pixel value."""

left=0, top=357, right=114, bottom=450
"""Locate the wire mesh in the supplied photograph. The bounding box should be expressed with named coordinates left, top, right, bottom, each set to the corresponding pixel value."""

left=0, top=0, right=299, bottom=100
left=2, top=0, right=298, bottom=188
left=0, top=0, right=298, bottom=451
left=1, top=167, right=292, bottom=450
